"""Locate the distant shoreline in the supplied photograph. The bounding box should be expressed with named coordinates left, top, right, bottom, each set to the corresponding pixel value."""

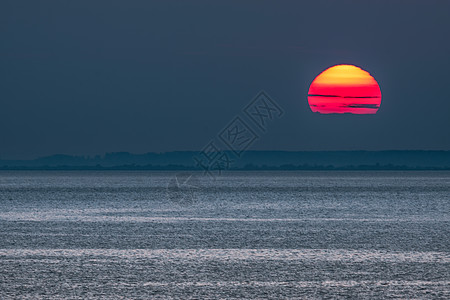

left=1, top=151, right=449, bottom=171
left=1, top=165, right=449, bottom=171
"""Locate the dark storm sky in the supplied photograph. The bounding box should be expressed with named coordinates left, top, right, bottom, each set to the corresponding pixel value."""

left=1, top=0, right=449, bottom=159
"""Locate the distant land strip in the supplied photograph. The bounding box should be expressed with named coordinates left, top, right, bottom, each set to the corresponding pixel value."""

left=0, top=165, right=449, bottom=171
left=0, top=151, right=449, bottom=171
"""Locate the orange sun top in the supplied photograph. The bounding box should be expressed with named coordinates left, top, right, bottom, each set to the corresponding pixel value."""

left=308, top=64, right=382, bottom=114
left=311, top=65, right=377, bottom=86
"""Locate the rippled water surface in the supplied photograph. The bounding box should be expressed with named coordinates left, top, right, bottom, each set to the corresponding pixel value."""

left=0, top=171, right=449, bottom=299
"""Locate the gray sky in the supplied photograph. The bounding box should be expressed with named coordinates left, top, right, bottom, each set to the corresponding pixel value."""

left=1, top=0, right=449, bottom=159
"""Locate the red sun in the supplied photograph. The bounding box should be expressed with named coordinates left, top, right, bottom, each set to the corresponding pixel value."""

left=308, top=64, right=381, bottom=114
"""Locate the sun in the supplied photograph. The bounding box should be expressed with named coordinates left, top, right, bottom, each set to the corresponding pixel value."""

left=308, top=64, right=382, bottom=114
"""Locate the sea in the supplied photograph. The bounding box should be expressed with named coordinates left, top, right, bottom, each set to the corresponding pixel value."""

left=0, top=171, right=449, bottom=299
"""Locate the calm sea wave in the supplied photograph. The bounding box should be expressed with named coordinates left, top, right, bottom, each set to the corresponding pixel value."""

left=0, top=171, right=449, bottom=299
